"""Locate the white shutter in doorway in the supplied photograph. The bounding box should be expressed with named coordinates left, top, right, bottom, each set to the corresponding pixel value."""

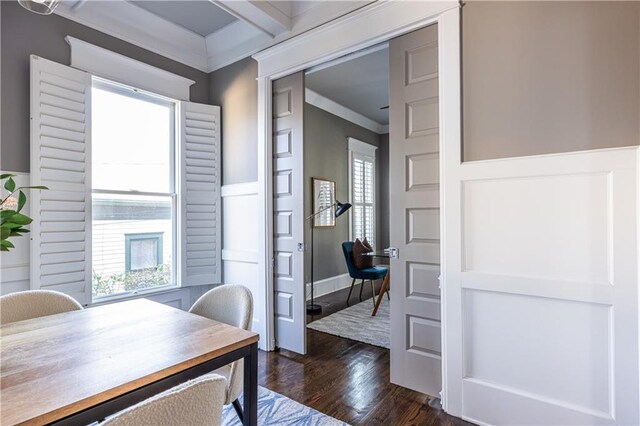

left=180, top=102, right=221, bottom=286
left=30, top=55, right=92, bottom=306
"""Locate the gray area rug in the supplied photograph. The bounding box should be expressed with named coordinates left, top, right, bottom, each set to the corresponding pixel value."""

left=222, top=386, right=348, bottom=425
left=306, top=299, right=390, bottom=349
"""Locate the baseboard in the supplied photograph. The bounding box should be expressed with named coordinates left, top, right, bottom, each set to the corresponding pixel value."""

left=305, top=273, right=353, bottom=301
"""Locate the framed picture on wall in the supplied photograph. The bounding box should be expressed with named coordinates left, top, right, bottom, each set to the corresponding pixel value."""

left=312, top=178, right=336, bottom=227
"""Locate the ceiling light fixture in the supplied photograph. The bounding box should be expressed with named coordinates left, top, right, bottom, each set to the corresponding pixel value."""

left=18, top=0, right=61, bottom=15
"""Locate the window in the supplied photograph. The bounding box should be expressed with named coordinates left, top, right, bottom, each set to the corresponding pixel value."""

left=125, top=233, right=164, bottom=272
left=91, top=79, right=177, bottom=298
left=349, top=138, right=377, bottom=247
left=31, top=55, right=221, bottom=306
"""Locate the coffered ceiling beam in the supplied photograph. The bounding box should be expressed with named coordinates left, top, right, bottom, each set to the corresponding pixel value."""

left=211, top=1, right=291, bottom=38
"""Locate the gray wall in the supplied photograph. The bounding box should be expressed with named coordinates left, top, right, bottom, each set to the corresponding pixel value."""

left=462, top=1, right=640, bottom=161
left=304, top=103, right=387, bottom=282
left=0, top=1, right=210, bottom=173
left=208, top=57, right=259, bottom=185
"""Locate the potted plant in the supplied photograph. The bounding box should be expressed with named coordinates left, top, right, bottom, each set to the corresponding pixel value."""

left=0, top=174, right=47, bottom=252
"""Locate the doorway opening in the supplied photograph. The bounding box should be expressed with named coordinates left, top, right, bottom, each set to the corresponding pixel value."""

left=269, top=21, right=444, bottom=410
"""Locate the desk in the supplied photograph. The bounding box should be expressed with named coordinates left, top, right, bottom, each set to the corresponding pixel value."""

left=362, top=251, right=391, bottom=317
left=0, top=299, right=259, bottom=426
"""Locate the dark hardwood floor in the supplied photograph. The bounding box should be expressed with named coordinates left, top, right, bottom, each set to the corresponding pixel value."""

left=257, top=282, right=470, bottom=425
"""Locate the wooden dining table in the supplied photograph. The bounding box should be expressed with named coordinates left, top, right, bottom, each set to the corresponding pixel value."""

left=0, top=299, right=259, bottom=426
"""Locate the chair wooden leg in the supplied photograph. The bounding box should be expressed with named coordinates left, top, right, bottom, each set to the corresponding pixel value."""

left=232, top=399, right=244, bottom=423
left=346, top=278, right=357, bottom=306
left=370, top=280, right=376, bottom=306
left=358, top=279, right=365, bottom=301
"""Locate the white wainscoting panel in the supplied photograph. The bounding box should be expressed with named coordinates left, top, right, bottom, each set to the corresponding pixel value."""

left=221, top=182, right=265, bottom=348
left=463, top=173, right=611, bottom=285
left=305, top=273, right=352, bottom=301
left=444, top=147, right=639, bottom=425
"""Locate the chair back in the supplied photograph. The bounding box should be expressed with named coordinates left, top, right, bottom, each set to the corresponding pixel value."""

left=189, top=284, right=253, bottom=330
left=342, top=241, right=360, bottom=278
left=102, top=374, right=226, bottom=426
left=0, top=290, right=83, bottom=325
left=189, top=284, right=253, bottom=406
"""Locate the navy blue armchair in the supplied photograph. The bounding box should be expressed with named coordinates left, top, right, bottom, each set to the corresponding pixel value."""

left=342, top=241, right=388, bottom=306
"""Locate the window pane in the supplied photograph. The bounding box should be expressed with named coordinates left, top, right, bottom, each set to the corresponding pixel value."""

left=92, top=193, right=173, bottom=298
left=130, top=238, right=159, bottom=270
left=92, top=86, right=173, bottom=193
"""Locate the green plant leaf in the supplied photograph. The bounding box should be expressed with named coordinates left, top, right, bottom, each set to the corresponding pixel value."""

left=8, top=213, right=32, bottom=225
left=1, top=239, right=15, bottom=249
left=2, top=222, right=22, bottom=230
left=17, top=191, right=26, bottom=212
left=0, top=226, right=10, bottom=240
left=0, top=209, right=16, bottom=219
left=4, top=177, right=15, bottom=192
left=0, top=173, right=16, bottom=180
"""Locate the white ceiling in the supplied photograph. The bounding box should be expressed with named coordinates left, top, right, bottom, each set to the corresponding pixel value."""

left=130, top=1, right=237, bottom=37
left=55, top=1, right=374, bottom=73
left=306, top=46, right=389, bottom=125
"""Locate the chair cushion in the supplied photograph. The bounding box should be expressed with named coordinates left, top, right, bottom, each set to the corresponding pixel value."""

left=353, top=238, right=373, bottom=270
left=358, top=266, right=388, bottom=280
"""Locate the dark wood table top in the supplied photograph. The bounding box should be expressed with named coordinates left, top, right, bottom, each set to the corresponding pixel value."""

left=0, top=298, right=258, bottom=426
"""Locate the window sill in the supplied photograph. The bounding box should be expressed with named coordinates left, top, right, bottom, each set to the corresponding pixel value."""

left=89, top=284, right=181, bottom=307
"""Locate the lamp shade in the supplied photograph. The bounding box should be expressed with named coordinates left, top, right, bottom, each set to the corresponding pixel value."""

left=18, top=0, right=61, bottom=15
left=334, top=201, right=352, bottom=218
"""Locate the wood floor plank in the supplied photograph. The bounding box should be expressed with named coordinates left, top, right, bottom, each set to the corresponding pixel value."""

left=258, top=283, right=469, bottom=425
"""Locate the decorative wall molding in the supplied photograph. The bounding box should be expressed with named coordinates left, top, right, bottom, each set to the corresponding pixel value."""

left=305, top=89, right=388, bottom=134
left=305, top=273, right=353, bottom=301
left=55, top=0, right=375, bottom=73
left=220, top=180, right=265, bottom=349
left=66, top=36, right=195, bottom=100
left=221, top=181, right=259, bottom=197
left=222, top=249, right=258, bottom=264
left=253, top=1, right=457, bottom=78
left=55, top=1, right=208, bottom=71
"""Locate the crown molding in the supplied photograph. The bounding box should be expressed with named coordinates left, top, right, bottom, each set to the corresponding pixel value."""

left=305, top=89, right=388, bottom=134
left=253, top=0, right=457, bottom=78
left=205, top=21, right=270, bottom=72
left=53, top=1, right=376, bottom=75
left=55, top=1, right=208, bottom=72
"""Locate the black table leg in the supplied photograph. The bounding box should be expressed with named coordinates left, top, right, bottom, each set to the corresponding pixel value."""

left=243, top=342, right=258, bottom=426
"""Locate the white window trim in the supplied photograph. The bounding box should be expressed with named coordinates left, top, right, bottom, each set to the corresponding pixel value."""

left=348, top=137, right=377, bottom=246
left=66, top=36, right=195, bottom=101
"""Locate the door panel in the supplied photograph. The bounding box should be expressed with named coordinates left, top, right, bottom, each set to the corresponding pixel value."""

left=389, top=24, right=442, bottom=397
left=272, top=72, right=306, bottom=354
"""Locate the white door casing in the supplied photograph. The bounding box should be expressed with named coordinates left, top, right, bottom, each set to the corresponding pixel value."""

left=254, top=0, right=458, bottom=354
left=389, top=24, right=442, bottom=398
left=443, top=147, right=640, bottom=425
left=272, top=72, right=306, bottom=354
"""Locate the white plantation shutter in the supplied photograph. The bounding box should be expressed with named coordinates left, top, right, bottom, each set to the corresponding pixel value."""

left=180, top=102, right=221, bottom=286
left=30, top=55, right=92, bottom=306
left=350, top=147, right=376, bottom=247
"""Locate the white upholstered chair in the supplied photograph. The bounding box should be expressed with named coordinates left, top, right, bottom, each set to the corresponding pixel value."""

left=189, top=284, right=253, bottom=422
left=101, top=374, right=226, bottom=426
left=0, top=290, right=83, bottom=325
